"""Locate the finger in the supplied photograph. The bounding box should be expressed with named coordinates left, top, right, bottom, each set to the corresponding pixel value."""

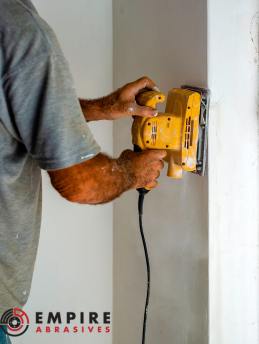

left=145, top=180, right=158, bottom=189
left=119, top=149, right=134, bottom=160
left=127, top=76, right=157, bottom=96
left=133, top=104, right=158, bottom=118
left=156, top=160, right=164, bottom=170
left=160, top=159, right=165, bottom=169
left=142, top=149, right=167, bottom=160
left=149, top=160, right=164, bottom=174
left=152, top=85, right=161, bottom=92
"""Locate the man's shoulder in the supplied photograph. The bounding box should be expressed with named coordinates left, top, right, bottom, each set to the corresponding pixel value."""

left=0, top=0, right=39, bottom=31
left=0, top=0, right=63, bottom=77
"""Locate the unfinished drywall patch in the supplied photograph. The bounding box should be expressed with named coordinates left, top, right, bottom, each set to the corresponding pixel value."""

left=113, top=1, right=208, bottom=343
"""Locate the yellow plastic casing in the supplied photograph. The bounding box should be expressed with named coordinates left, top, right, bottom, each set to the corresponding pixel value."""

left=135, top=91, right=166, bottom=109
left=132, top=88, right=201, bottom=179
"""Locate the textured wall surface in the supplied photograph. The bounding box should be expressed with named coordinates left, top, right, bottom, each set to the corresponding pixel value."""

left=113, top=1, right=208, bottom=343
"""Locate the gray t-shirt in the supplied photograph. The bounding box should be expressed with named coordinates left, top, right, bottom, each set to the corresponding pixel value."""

left=0, top=0, right=100, bottom=312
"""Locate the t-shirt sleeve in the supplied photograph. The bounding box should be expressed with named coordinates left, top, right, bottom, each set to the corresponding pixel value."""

left=3, top=53, right=101, bottom=170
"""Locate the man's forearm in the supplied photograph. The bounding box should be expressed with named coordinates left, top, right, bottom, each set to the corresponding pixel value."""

left=79, top=94, right=117, bottom=122
left=48, top=149, right=165, bottom=204
left=48, top=153, right=135, bottom=204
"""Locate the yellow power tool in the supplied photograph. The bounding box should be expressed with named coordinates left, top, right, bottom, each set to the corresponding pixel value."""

left=132, top=86, right=210, bottom=179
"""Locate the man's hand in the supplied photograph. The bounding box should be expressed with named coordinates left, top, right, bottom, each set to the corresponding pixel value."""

left=117, top=149, right=166, bottom=189
left=80, top=76, right=160, bottom=121
left=48, top=149, right=166, bottom=204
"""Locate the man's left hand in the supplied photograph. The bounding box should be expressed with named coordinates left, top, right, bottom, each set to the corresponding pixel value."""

left=80, top=76, right=160, bottom=121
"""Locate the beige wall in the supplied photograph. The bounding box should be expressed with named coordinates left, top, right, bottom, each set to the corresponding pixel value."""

left=113, top=1, right=208, bottom=343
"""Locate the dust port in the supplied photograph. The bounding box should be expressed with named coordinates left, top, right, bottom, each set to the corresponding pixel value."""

left=158, top=97, right=162, bottom=100
left=168, top=118, right=171, bottom=121
left=146, top=141, right=150, bottom=144
left=148, top=123, right=151, bottom=126
left=182, top=162, right=185, bottom=166
left=166, top=145, right=169, bottom=148
left=188, top=106, right=191, bottom=109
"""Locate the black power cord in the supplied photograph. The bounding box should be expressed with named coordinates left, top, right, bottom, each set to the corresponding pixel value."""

left=137, top=188, right=150, bottom=344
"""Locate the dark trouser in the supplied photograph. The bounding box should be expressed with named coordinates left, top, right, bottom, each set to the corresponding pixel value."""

left=0, top=327, right=11, bottom=344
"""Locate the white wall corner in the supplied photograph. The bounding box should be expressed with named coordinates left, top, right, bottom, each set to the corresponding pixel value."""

left=208, top=1, right=259, bottom=343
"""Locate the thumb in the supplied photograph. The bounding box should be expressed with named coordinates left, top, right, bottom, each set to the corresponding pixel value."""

left=134, top=104, right=158, bottom=118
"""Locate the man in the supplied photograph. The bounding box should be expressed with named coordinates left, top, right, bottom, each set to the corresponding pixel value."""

left=0, top=0, right=165, bottom=340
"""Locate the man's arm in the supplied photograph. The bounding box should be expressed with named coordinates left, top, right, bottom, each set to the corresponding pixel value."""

left=48, top=150, right=166, bottom=204
left=79, top=77, right=159, bottom=121
left=48, top=76, right=165, bottom=203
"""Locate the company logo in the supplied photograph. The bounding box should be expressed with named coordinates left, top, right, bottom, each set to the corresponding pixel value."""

left=0, top=309, right=111, bottom=336
left=0, top=307, right=29, bottom=337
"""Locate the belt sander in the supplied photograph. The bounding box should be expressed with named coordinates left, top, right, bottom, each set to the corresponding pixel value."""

left=132, top=86, right=210, bottom=179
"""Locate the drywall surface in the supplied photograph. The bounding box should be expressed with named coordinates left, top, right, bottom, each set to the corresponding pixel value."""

left=208, top=1, right=259, bottom=343
left=14, top=1, right=113, bottom=344
left=113, top=1, right=208, bottom=343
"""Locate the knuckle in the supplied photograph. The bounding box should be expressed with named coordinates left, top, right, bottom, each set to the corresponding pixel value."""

left=159, top=149, right=167, bottom=156
left=124, top=149, right=132, bottom=155
left=159, top=160, right=164, bottom=169
left=142, top=150, right=152, bottom=157
left=152, top=170, right=159, bottom=179
left=140, top=76, right=152, bottom=87
left=146, top=150, right=157, bottom=157
left=155, top=159, right=162, bottom=166
left=121, top=149, right=133, bottom=160
left=146, top=180, right=158, bottom=189
left=138, top=109, right=149, bottom=117
left=146, top=107, right=155, bottom=115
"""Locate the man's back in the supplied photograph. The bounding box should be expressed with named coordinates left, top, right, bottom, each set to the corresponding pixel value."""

left=0, top=0, right=100, bottom=312
left=0, top=0, right=48, bottom=313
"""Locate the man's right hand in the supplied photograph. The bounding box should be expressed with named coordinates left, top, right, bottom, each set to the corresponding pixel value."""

left=48, top=150, right=166, bottom=205
left=118, top=149, right=166, bottom=189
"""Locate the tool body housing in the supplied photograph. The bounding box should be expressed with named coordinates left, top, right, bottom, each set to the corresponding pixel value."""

left=132, top=86, right=210, bottom=179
